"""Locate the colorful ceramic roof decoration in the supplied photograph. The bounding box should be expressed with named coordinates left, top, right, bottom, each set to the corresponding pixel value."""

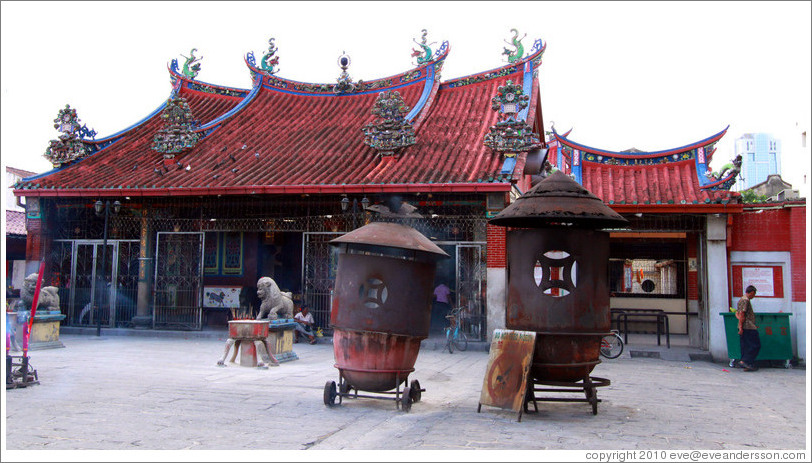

left=181, top=48, right=203, bottom=79
left=502, top=29, right=527, bottom=64
left=550, top=127, right=742, bottom=211
left=412, top=30, right=435, bottom=66
left=259, top=38, right=280, bottom=75
left=43, top=104, right=92, bottom=167
left=483, top=79, right=541, bottom=156
left=152, top=95, right=200, bottom=157
left=17, top=33, right=548, bottom=197
left=361, top=90, right=416, bottom=157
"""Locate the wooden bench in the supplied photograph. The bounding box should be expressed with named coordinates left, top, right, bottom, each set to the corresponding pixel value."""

left=611, top=308, right=670, bottom=348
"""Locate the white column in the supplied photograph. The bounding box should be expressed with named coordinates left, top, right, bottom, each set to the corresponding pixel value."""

left=706, top=214, right=730, bottom=361
left=486, top=268, right=506, bottom=343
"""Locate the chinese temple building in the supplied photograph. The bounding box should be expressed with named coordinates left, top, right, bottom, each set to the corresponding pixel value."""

left=13, top=32, right=802, bottom=363
left=13, top=33, right=546, bottom=340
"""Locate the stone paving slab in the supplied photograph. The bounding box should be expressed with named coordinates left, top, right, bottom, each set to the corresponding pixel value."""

left=3, top=334, right=808, bottom=457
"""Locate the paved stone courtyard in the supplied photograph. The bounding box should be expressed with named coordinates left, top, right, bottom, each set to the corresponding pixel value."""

left=3, top=333, right=808, bottom=459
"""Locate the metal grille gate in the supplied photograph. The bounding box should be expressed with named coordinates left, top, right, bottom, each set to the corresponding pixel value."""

left=153, top=232, right=204, bottom=330
left=48, top=240, right=140, bottom=327
left=302, top=232, right=342, bottom=333
left=456, top=244, right=486, bottom=341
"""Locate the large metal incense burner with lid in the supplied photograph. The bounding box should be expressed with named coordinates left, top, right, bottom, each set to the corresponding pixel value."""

left=323, top=221, right=448, bottom=411
left=489, top=171, right=628, bottom=414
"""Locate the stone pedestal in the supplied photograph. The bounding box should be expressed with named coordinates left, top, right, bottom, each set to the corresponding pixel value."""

left=267, top=319, right=298, bottom=363
left=131, top=315, right=153, bottom=329
left=12, top=311, right=66, bottom=350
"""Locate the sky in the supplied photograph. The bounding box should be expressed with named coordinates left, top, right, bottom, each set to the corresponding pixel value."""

left=2, top=1, right=811, bottom=197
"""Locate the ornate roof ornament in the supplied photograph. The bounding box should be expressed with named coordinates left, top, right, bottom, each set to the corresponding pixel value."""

left=43, top=104, right=90, bottom=167
left=483, top=79, right=540, bottom=156
left=411, top=29, right=435, bottom=65
left=361, top=90, right=416, bottom=157
left=260, top=38, right=280, bottom=75
left=704, top=154, right=743, bottom=189
left=180, top=48, right=202, bottom=79
left=502, top=28, right=526, bottom=63
left=152, top=95, right=200, bottom=157
left=334, top=51, right=357, bottom=94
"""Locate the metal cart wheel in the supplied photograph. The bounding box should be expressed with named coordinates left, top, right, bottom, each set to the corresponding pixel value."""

left=339, top=379, right=350, bottom=394
left=323, top=381, right=338, bottom=406
left=409, top=379, right=422, bottom=403
left=401, top=386, right=413, bottom=412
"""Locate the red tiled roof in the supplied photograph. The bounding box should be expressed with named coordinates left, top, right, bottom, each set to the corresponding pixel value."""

left=6, top=210, right=26, bottom=236
left=551, top=128, right=742, bottom=212
left=582, top=160, right=740, bottom=210
left=17, top=41, right=546, bottom=197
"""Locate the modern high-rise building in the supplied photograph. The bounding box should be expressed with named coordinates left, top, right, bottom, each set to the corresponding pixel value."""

left=734, top=133, right=782, bottom=190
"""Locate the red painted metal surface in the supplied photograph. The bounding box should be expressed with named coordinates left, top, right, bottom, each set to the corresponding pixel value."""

left=228, top=320, right=269, bottom=339
left=329, top=222, right=446, bottom=392
left=333, top=329, right=421, bottom=392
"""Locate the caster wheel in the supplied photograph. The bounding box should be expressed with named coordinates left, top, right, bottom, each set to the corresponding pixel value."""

left=409, top=379, right=422, bottom=403
left=323, top=381, right=337, bottom=406
left=401, top=387, right=413, bottom=412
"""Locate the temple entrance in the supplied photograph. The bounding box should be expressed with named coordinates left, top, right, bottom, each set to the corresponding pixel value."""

left=302, top=232, right=342, bottom=333
left=153, top=232, right=203, bottom=330
left=430, top=242, right=486, bottom=340
left=48, top=240, right=140, bottom=328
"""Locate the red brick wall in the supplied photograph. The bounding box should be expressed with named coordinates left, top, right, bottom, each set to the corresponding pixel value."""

left=25, top=218, right=42, bottom=261
left=686, top=232, right=698, bottom=300
left=486, top=224, right=506, bottom=268
left=729, top=204, right=806, bottom=302
left=789, top=206, right=806, bottom=302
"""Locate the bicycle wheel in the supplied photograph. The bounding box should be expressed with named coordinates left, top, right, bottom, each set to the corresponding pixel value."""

left=446, top=328, right=454, bottom=354
left=452, top=331, right=468, bottom=352
left=600, top=334, right=623, bottom=359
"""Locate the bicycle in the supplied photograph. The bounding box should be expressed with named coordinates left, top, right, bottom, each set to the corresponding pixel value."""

left=600, top=330, right=624, bottom=359
left=444, top=307, right=468, bottom=354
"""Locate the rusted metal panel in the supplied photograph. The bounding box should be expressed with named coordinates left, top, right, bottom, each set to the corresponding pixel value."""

left=504, top=228, right=610, bottom=382
left=329, top=221, right=447, bottom=395
left=330, top=222, right=448, bottom=258
left=505, top=228, right=610, bottom=332
left=333, top=329, right=421, bottom=392
left=331, top=253, right=435, bottom=337
left=489, top=170, right=629, bottom=229
left=479, top=329, right=536, bottom=413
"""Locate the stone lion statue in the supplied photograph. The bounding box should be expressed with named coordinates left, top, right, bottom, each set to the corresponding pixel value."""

left=13, top=273, right=60, bottom=312
left=255, top=276, right=293, bottom=320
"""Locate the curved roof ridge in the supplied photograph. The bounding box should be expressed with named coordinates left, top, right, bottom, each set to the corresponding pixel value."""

left=440, top=38, right=545, bottom=88
left=168, top=59, right=251, bottom=95
left=194, top=75, right=263, bottom=134
left=553, top=126, right=729, bottom=159
left=244, top=41, right=450, bottom=97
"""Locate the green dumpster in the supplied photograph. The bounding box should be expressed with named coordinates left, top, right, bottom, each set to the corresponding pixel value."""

left=719, top=312, right=793, bottom=368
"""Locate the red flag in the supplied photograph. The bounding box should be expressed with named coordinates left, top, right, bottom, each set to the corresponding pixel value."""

left=22, top=261, right=46, bottom=356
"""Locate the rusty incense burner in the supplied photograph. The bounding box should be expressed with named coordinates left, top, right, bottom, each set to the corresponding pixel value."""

left=489, top=171, right=628, bottom=414
left=323, top=222, right=448, bottom=411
